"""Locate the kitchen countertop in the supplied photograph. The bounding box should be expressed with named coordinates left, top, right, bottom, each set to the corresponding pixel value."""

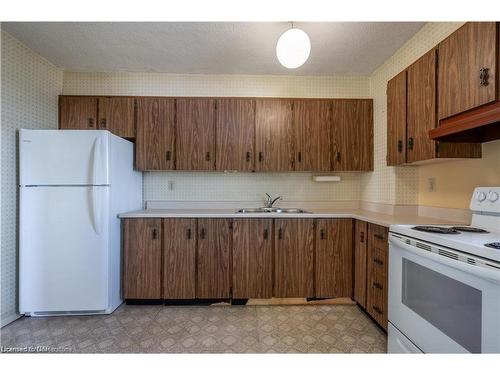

left=118, top=208, right=466, bottom=228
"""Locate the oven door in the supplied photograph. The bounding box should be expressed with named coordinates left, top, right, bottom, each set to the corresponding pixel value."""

left=388, top=233, right=500, bottom=353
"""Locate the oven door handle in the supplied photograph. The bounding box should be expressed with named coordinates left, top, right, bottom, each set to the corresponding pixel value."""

left=389, top=235, right=500, bottom=284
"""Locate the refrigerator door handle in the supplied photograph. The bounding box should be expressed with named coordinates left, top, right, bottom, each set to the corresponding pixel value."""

left=90, top=186, right=103, bottom=235
left=90, top=135, right=104, bottom=186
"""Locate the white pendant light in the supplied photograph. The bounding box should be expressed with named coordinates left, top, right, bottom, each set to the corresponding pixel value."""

left=276, top=23, right=311, bottom=69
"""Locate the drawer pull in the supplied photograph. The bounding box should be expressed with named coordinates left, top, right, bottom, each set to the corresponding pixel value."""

left=480, top=67, right=489, bottom=86
left=152, top=228, right=158, bottom=239
left=373, top=282, right=383, bottom=290
left=88, top=118, right=95, bottom=127
left=360, top=231, right=365, bottom=243
left=166, top=151, right=172, bottom=161
left=320, top=229, right=326, bottom=240
left=372, top=305, right=383, bottom=314
left=246, top=151, right=251, bottom=162
left=278, top=228, right=283, bottom=240
left=205, top=152, right=211, bottom=161
left=374, top=233, right=386, bottom=241
left=258, top=152, right=263, bottom=162
left=373, top=258, right=384, bottom=266
left=298, top=151, right=302, bottom=163
left=186, top=228, right=192, bottom=239
left=200, top=228, right=206, bottom=239
left=100, top=118, right=107, bottom=128
left=263, top=228, right=268, bottom=240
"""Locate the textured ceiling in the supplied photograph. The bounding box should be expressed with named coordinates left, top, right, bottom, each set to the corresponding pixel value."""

left=2, top=22, right=424, bottom=75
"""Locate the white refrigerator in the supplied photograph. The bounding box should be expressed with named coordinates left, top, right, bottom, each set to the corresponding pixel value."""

left=19, top=129, right=142, bottom=316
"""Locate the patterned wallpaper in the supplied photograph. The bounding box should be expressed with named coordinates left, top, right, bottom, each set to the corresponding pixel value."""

left=361, top=22, right=465, bottom=205
left=1, top=31, right=63, bottom=326
left=63, top=72, right=371, bottom=203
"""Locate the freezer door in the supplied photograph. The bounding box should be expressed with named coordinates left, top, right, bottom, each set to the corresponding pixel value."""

left=20, top=186, right=110, bottom=313
left=20, top=129, right=109, bottom=186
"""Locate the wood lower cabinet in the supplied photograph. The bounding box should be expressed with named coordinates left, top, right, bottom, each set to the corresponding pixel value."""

left=122, top=219, right=162, bottom=299
left=98, top=97, right=135, bottom=138
left=163, top=218, right=197, bottom=299
left=366, top=223, right=389, bottom=330
left=135, top=97, right=176, bottom=171
left=232, top=219, right=273, bottom=298
left=387, top=71, right=407, bottom=166
left=196, top=218, right=232, bottom=298
left=438, top=22, right=497, bottom=120
left=353, top=220, right=368, bottom=309
left=315, top=219, right=353, bottom=298
left=274, top=219, right=315, bottom=298
left=59, top=96, right=98, bottom=130
left=255, top=99, right=295, bottom=172
left=176, top=98, right=216, bottom=171
left=216, top=98, right=255, bottom=171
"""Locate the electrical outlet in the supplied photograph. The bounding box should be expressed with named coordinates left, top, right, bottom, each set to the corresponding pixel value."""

left=428, top=177, right=436, bottom=192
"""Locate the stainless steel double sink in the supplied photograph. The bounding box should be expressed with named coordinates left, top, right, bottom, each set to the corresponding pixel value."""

left=236, top=207, right=310, bottom=214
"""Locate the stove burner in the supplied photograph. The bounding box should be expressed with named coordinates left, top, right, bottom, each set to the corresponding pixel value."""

left=485, top=242, right=500, bottom=250
left=451, top=226, right=489, bottom=233
left=412, top=226, right=460, bottom=234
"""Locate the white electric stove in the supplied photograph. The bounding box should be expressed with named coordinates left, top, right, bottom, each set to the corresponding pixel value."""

left=387, top=187, right=500, bottom=354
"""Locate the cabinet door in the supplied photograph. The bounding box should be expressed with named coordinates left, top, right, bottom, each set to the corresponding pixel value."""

left=255, top=99, right=294, bottom=171
left=353, top=220, right=368, bottom=308
left=366, top=223, right=389, bottom=330
left=216, top=98, right=255, bottom=171
left=122, top=219, right=162, bottom=299
left=438, top=22, right=497, bottom=120
left=163, top=219, right=196, bottom=299
left=196, top=218, right=232, bottom=298
left=59, top=96, right=98, bottom=130
left=98, top=97, right=135, bottom=138
left=386, top=71, right=407, bottom=166
left=135, top=97, right=176, bottom=171
left=332, top=99, right=373, bottom=171
left=407, top=50, right=437, bottom=163
left=176, top=98, right=216, bottom=170
left=274, top=219, right=315, bottom=298
left=294, top=99, right=332, bottom=171
left=315, top=219, right=353, bottom=298
left=232, top=219, right=273, bottom=298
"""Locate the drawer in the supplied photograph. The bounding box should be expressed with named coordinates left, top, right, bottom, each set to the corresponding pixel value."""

left=367, top=283, right=388, bottom=329
left=368, top=223, right=388, bottom=250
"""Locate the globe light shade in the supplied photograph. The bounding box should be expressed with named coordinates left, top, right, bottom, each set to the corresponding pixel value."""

left=276, top=28, right=311, bottom=69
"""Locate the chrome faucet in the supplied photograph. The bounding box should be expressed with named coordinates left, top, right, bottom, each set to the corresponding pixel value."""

left=265, top=193, right=282, bottom=208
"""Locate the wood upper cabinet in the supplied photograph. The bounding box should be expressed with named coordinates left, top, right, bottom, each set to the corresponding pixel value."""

left=98, top=97, right=135, bottom=138
left=216, top=98, right=255, bottom=171
left=315, top=219, right=353, bottom=298
left=366, top=223, right=389, bottom=330
left=163, top=218, right=197, bottom=299
left=387, top=71, right=407, bottom=166
left=59, top=96, right=98, bottom=130
left=293, top=99, right=332, bottom=171
left=438, top=22, right=497, bottom=120
left=255, top=99, right=294, bottom=172
left=232, top=219, right=273, bottom=299
left=332, top=99, right=373, bottom=171
left=274, top=218, right=315, bottom=298
left=135, top=97, right=176, bottom=171
left=122, top=218, right=162, bottom=299
left=353, top=220, right=368, bottom=309
left=176, top=98, right=216, bottom=171
left=196, top=218, right=232, bottom=299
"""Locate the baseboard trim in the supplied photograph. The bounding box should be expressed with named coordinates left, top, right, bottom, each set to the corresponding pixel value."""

left=1, top=313, right=21, bottom=328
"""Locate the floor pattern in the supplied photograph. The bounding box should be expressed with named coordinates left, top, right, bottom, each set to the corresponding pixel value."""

left=0, top=304, right=386, bottom=353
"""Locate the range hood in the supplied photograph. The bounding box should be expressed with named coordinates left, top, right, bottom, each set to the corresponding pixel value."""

left=429, top=101, right=500, bottom=143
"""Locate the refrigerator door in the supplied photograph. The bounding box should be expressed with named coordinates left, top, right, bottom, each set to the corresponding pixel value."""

left=20, top=185, right=110, bottom=314
left=20, top=129, right=109, bottom=186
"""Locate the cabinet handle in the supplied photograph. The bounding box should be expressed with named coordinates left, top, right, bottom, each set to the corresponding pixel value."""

left=200, top=228, right=206, bottom=239
left=336, top=152, right=341, bottom=163
left=278, top=228, right=283, bottom=240
left=205, top=152, right=211, bottom=161
left=372, top=305, right=383, bottom=315
left=480, top=67, right=489, bottom=86
left=298, top=152, right=302, bottom=163
left=246, top=151, right=251, bottom=162
left=152, top=228, right=158, bottom=239
left=360, top=231, right=365, bottom=243
left=397, top=140, right=403, bottom=153
left=408, top=137, right=414, bottom=151
left=263, top=228, right=268, bottom=240
left=186, top=228, right=192, bottom=239
left=374, top=233, right=385, bottom=241
left=88, top=118, right=95, bottom=127
left=258, top=152, right=263, bottom=162
left=99, top=118, right=107, bottom=128
left=166, top=151, right=171, bottom=161
left=373, top=258, right=384, bottom=266
left=373, top=282, right=383, bottom=290
left=320, top=229, right=326, bottom=240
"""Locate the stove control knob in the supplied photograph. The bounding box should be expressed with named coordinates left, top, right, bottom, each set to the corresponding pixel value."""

left=476, top=191, right=487, bottom=202
left=487, top=191, right=499, bottom=202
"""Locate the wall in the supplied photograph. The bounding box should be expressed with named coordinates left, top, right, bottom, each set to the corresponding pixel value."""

left=63, top=72, right=371, bottom=203
left=0, top=31, right=63, bottom=326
